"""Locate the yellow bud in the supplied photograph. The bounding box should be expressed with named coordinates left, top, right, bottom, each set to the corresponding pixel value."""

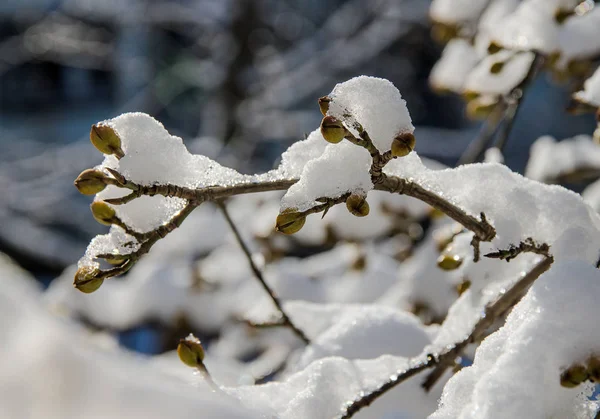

left=567, top=60, right=591, bottom=78
left=560, top=364, right=588, bottom=388
left=554, top=8, right=573, bottom=24
left=391, top=132, right=416, bottom=157
left=90, top=124, right=125, bottom=158
left=275, top=210, right=306, bottom=234
left=103, top=253, right=129, bottom=266
left=466, top=97, right=497, bottom=120
left=74, top=169, right=108, bottom=195
left=456, top=280, right=471, bottom=295
left=487, top=41, right=502, bottom=55
left=320, top=116, right=346, bottom=144
left=351, top=254, right=367, bottom=271
left=490, top=61, right=504, bottom=74
left=346, top=194, right=370, bottom=217
left=318, top=96, right=331, bottom=116
left=431, top=23, right=457, bottom=44
left=177, top=334, right=205, bottom=368
left=437, top=253, right=463, bottom=271
left=73, top=266, right=103, bottom=293
left=90, top=201, right=117, bottom=226
left=587, top=356, right=600, bottom=383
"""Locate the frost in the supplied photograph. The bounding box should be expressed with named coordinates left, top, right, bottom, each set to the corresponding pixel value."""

left=464, top=51, right=534, bottom=96
left=327, top=76, right=414, bottom=152
left=281, top=141, right=372, bottom=211
left=429, top=261, right=600, bottom=419
left=573, top=66, right=600, bottom=107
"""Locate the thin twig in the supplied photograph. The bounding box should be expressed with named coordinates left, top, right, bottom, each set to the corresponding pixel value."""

left=217, top=200, right=310, bottom=344
left=339, top=255, right=553, bottom=419
left=457, top=102, right=506, bottom=166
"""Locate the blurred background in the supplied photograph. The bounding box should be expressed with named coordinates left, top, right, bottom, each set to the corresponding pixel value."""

left=0, top=0, right=595, bottom=349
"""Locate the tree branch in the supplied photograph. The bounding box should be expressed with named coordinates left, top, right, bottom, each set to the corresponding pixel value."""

left=217, top=200, right=310, bottom=344
left=338, top=255, right=554, bottom=419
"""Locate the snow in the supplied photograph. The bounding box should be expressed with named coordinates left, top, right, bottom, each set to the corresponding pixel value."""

left=557, top=7, right=600, bottom=69
left=326, top=76, right=414, bottom=153
left=430, top=39, right=479, bottom=94
left=464, top=50, right=534, bottom=96
left=281, top=141, right=372, bottom=212
left=573, top=66, right=600, bottom=107
left=429, top=261, right=600, bottom=419
left=525, top=135, right=600, bottom=182
left=488, top=1, right=559, bottom=54
left=429, top=0, right=490, bottom=25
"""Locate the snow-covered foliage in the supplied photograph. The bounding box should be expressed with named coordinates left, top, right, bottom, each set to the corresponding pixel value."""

left=4, top=2, right=600, bottom=415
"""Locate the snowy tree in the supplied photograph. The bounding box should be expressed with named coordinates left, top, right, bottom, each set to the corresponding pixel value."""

left=3, top=1, right=600, bottom=418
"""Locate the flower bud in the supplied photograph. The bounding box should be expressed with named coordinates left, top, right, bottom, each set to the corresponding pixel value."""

left=73, top=266, right=103, bottom=293
left=90, top=124, right=125, bottom=158
left=74, top=169, right=108, bottom=195
left=276, top=210, right=306, bottom=235
left=346, top=194, right=370, bottom=217
left=560, top=364, right=588, bottom=388
left=490, top=61, right=504, bottom=74
left=90, top=201, right=117, bottom=226
left=466, top=97, right=497, bottom=120
left=177, top=334, right=205, bottom=368
left=554, top=8, right=574, bottom=24
left=391, top=132, right=416, bottom=158
left=320, top=116, right=346, bottom=144
left=587, top=356, right=600, bottom=383
left=487, top=41, right=502, bottom=55
left=456, top=279, right=471, bottom=295
left=318, top=96, right=331, bottom=116
left=437, top=253, right=463, bottom=271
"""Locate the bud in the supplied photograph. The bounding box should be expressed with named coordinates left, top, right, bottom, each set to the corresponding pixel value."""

left=466, top=97, right=497, bottom=120
left=74, top=169, right=108, bottom=195
left=318, top=96, right=331, bottom=116
left=456, top=279, right=471, bottom=295
left=90, top=124, right=125, bottom=158
left=554, top=8, right=573, bottom=24
left=100, top=252, right=130, bottom=266
left=560, top=364, right=588, bottom=388
left=391, top=132, right=416, bottom=158
left=346, top=194, right=370, bottom=217
left=587, top=356, right=600, bottom=383
left=320, top=116, right=346, bottom=144
left=487, top=41, right=502, bottom=55
left=437, top=253, right=463, bottom=271
left=431, top=23, right=457, bottom=44
left=276, top=210, right=306, bottom=234
left=74, top=266, right=103, bottom=293
left=177, top=334, right=205, bottom=368
left=490, top=61, right=504, bottom=74
left=90, top=201, right=117, bottom=226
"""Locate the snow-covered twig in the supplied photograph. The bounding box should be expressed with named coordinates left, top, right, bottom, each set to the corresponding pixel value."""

left=339, top=255, right=554, bottom=419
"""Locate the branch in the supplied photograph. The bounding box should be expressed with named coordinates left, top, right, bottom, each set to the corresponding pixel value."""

left=217, top=201, right=310, bottom=344
left=338, top=255, right=554, bottom=419
left=484, top=238, right=550, bottom=262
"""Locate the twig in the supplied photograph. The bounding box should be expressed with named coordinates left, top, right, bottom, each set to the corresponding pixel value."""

left=492, top=53, right=545, bottom=152
left=339, top=255, right=553, bottom=419
left=217, top=200, right=310, bottom=344
left=485, top=238, right=550, bottom=262
left=457, top=102, right=506, bottom=166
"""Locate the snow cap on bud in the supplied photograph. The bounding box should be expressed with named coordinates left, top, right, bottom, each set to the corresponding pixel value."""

left=74, top=169, right=109, bottom=195
left=73, top=266, right=103, bottom=293
left=560, top=364, right=589, bottom=388
left=320, top=116, right=346, bottom=144
left=177, top=334, right=205, bottom=368
left=346, top=194, right=370, bottom=217
left=90, top=124, right=125, bottom=158
left=276, top=210, right=306, bottom=235
left=90, top=201, right=117, bottom=226
left=391, top=132, right=416, bottom=158
left=318, top=96, right=331, bottom=116
left=437, top=253, right=463, bottom=271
